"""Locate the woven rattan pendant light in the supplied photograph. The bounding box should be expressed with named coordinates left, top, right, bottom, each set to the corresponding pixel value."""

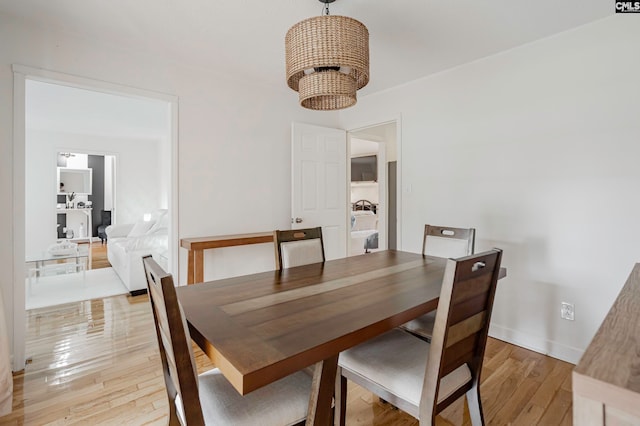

left=286, top=0, right=369, bottom=110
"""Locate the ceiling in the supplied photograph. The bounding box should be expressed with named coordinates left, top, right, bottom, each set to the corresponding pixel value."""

left=2, top=0, right=612, bottom=97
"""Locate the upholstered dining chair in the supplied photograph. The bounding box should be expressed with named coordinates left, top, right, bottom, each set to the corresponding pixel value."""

left=142, top=255, right=312, bottom=426
left=401, top=225, right=476, bottom=341
left=422, top=225, right=475, bottom=258
left=273, top=227, right=325, bottom=270
left=337, top=249, right=502, bottom=426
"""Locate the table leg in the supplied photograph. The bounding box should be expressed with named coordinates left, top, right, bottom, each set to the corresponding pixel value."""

left=187, top=250, right=194, bottom=284
left=334, top=368, right=347, bottom=426
left=306, top=354, right=339, bottom=426
left=195, top=250, right=204, bottom=283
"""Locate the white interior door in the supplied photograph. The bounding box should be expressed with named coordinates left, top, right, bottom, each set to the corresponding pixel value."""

left=291, top=122, right=347, bottom=260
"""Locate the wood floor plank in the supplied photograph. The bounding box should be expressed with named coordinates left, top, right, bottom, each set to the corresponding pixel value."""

left=89, top=243, right=111, bottom=270
left=0, top=293, right=576, bottom=425
left=482, top=342, right=514, bottom=372
left=482, top=357, right=534, bottom=422
left=538, top=389, right=573, bottom=425
left=490, top=376, right=541, bottom=425
left=559, top=406, right=573, bottom=426
left=560, top=367, right=573, bottom=392
left=437, top=398, right=466, bottom=425
left=510, top=359, right=571, bottom=424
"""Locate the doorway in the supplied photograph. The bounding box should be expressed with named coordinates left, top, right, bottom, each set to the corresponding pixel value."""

left=24, top=80, right=172, bottom=309
left=347, top=121, right=398, bottom=256
left=12, top=65, right=178, bottom=370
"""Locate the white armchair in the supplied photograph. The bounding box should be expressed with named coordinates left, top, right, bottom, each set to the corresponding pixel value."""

left=106, top=210, right=168, bottom=294
left=104, top=223, right=134, bottom=239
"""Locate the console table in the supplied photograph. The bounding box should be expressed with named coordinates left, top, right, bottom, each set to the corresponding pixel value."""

left=180, top=232, right=274, bottom=284
left=56, top=207, right=93, bottom=242
left=573, top=263, right=640, bottom=424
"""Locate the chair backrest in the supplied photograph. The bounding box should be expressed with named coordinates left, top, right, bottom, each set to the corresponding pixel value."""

left=419, top=249, right=503, bottom=420
left=143, top=255, right=204, bottom=426
left=274, top=227, right=325, bottom=270
left=422, top=225, right=475, bottom=258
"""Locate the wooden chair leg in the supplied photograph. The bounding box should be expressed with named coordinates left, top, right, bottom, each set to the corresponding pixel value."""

left=334, top=372, right=347, bottom=426
left=167, top=396, right=181, bottom=426
left=466, top=384, right=485, bottom=426
left=307, top=355, right=339, bottom=426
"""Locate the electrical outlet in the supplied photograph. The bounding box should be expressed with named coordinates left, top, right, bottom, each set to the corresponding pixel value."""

left=561, top=302, right=575, bottom=321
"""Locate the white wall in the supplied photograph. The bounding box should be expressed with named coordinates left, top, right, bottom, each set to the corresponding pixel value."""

left=351, top=183, right=379, bottom=204
left=25, top=130, right=163, bottom=254
left=0, top=14, right=337, bottom=364
left=340, top=17, right=640, bottom=363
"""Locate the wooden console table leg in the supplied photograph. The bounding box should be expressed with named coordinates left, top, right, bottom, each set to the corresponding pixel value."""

left=195, top=249, right=204, bottom=283
left=187, top=250, right=195, bottom=285
left=306, top=354, right=339, bottom=426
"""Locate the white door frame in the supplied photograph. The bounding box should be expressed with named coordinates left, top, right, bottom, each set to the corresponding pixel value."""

left=11, top=64, right=179, bottom=371
left=346, top=116, right=402, bottom=251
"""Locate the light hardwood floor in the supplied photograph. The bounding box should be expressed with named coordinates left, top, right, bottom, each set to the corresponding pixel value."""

left=0, top=289, right=574, bottom=425
left=88, top=243, right=111, bottom=270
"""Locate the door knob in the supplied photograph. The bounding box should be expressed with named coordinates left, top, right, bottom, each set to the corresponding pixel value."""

left=294, top=217, right=303, bottom=223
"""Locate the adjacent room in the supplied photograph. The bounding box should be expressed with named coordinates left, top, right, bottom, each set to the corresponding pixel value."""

left=1, top=1, right=639, bottom=425
left=348, top=122, right=397, bottom=256
left=23, top=80, right=172, bottom=309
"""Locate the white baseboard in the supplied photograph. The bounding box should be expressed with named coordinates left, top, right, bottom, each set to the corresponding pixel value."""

left=489, top=323, right=584, bottom=365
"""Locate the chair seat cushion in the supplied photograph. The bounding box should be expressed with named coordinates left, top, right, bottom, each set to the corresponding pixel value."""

left=196, top=368, right=311, bottom=426
left=401, top=311, right=436, bottom=340
left=339, top=329, right=471, bottom=407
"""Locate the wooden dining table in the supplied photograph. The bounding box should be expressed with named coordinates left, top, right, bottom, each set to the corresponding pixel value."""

left=176, top=250, right=505, bottom=425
